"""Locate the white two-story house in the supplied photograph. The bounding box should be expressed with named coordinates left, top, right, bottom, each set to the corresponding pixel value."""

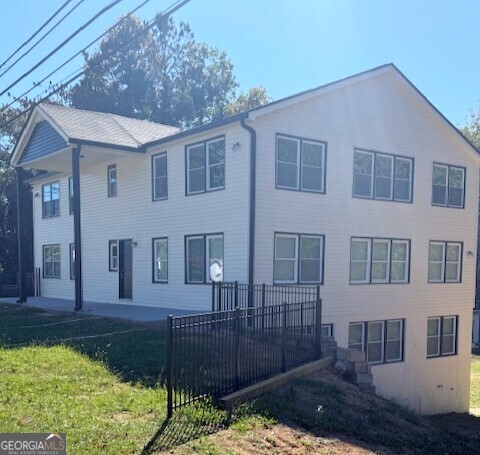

left=11, top=64, right=479, bottom=414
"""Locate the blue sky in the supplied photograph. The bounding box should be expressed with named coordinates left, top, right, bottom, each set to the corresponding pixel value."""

left=0, top=0, right=479, bottom=126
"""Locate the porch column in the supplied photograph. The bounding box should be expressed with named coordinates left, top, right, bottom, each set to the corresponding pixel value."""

left=16, top=167, right=27, bottom=303
left=72, top=146, right=83, bottom=311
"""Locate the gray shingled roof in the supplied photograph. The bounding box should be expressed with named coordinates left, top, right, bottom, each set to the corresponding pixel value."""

left=39, top=103, right=180, bottom=149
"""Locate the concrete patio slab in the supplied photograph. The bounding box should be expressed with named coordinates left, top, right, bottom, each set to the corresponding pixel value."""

left=0, top=297, right=197, bottom=322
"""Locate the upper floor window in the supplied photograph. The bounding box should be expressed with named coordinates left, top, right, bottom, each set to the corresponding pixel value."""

left=68, top=178, right=74, bottom=215
left=153, top=237, right=168, bottom=283
left=274, top=233, right=324, bottom=284
left=427, top=316, right=457, bottom=357
left=276, top=135, right=326, bottom=193
left=42, top=181, right=60, bottom=218
left=108, top=164, right=117, bottom=197
left=350, top=237, right=410, bottom=284
left=353, top=150, right=413, bottom=202
left=428, top=241, right=462, bottom=283
left=152, top=152, right=168, bottom=200
left=43, top=244, right=60, bottom=278
left=186, top=137, right=225, bottom=195
left=185, top=233, right=224, bottom=283
left=432, top=163, right=465, bottom=208
left=349, top=319, right=404, bottom=364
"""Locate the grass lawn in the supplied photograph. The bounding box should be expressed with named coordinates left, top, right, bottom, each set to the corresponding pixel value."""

left=1, top=301, right=479, bottom=454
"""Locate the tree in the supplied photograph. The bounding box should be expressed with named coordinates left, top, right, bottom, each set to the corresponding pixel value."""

left=222, top=86, right=271, bottom=117
left=67, top=15, right=239, bottom=128
left=460, top=107, right=480, bottom=149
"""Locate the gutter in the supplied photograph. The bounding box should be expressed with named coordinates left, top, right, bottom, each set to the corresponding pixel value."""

left=240, top=117, right=257, bottom=287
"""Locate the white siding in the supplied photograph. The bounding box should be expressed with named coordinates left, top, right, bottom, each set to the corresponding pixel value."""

left=251, top=70, right=478, bottom=414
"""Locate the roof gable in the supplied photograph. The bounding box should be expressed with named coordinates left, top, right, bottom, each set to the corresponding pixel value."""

left=17, top=120, right=68, bottom=165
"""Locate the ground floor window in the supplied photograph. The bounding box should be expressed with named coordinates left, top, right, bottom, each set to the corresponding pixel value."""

left=109, top=240, right=118, bottom=271
left=43, top=244, right=60, bottom=278
left=153, top=238, right=168, bottom=283
left=185, top=233, right=224, bottom=283
left=70, top=243, right=75, bottom=280
left=321, top=323, right=334, bottom=338
left=427, top=316, right=457, bottom=357
left=348, top=319, right=404, bottom=364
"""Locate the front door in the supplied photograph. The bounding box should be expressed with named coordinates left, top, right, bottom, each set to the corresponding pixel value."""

left=119, top=239, right=132, bottom=299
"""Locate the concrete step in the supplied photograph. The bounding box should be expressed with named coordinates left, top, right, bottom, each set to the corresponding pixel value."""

left=359, top=383, right=376, bottom=394
left=353, top=361, right=371, bottom=374
left=351, top=372, right=373, bottom=385
left=337, top=347, right=366, bottom=363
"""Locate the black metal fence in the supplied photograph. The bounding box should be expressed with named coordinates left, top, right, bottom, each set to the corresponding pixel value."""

left=166, top=295, right=322, bottom=417
left=212, top=281, right=319, bottom=311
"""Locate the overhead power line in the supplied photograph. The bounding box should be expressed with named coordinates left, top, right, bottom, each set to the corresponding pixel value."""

left=0, top=0, right=124, bottom=98
left=2, top=0, right=153, bottom=111
left=0, top=0, right=86, bottom=80
left=0, top=0, right=192, bottom=131
left=0, top=0, right=75, bottom=71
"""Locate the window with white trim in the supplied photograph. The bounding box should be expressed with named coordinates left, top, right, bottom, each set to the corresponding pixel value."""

left=152, top=153, right=168, bottom=200
left=108, top=164, right=117, bottom=197
left=274, top=233, right=324, bottom=284
left=428, top=241, right=462, bottom=283
left=350, top=238, right=410, bottom=284
left=349, top=319, right=404, bottom=364
left=427, top=316, right=457, bottom=357
left=321, top=324, right=334, bottom=338
left=153, top=238, right=168, bottom=283
left=276, top=135, right=326, bottom=193
left=69, top=177, right=74, bottom=215
left=70, top=243, right=75, bottom=280
left=109, top=240, right=118, bottom=271
left=43, top=244, right=60, bottom=278
left=353, top=150, right=413, bottom=202
left=42, top=181, right=60, bottom=217
left=185, top=234, right=224, bottom=283
left=186, top=137, right=225, bottom=194
left=432, top=163, right=465, bottom=208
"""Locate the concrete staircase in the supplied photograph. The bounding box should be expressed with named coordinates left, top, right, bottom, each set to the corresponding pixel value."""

left=335, top=347, right=376, bottom=394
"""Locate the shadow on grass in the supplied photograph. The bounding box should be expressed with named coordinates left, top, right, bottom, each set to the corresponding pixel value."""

left=141, top=402, right=230, bottom=454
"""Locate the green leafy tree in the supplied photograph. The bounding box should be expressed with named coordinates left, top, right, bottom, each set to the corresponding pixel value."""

left=223, top=86, right=271, bottom=117
left=460, top=107, right=480, bottom=149
left=68, top=15, right=239, bottom=128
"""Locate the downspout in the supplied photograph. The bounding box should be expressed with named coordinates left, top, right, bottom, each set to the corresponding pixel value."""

left=240, top=117, right=257, bottom=291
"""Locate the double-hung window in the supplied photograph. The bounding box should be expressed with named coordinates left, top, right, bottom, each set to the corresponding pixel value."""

left=428, top=241, right=462, bottom=283
left=274, top=233, right=324, bottom=284
left=185, top=234, right=224, bottom=283
left=152, top=237, right=168, bottom=283
left=152, top=152, right=168, bottom=200
left=276, top=135, right=326, bottom=193
left=109, top=240, right=118, bottom=271
left=43, top=244, right=60, bottom=278
left=348, top=319, right=404, bottom=364
left=186, top=137, right=225, bottom=194
left=353, top=150, right=413, bottom=202
left=432, top=163, right=465, bottom=208
left=70, top=243, right=75, bottom=280
left=69, top=178, right=74, bottom=215
left=350, top=238, right=410, bottom=284
left=427, top=316, right=457, bottom=357
left=42, top=181, right=60, bottom=217
left=108, top=164, right=117, bottom=197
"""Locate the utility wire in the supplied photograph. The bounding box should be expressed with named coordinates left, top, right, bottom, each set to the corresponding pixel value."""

left=0, top=0, right=124, bottom=98
left=2, top=0, right=153, bottom=111
left=0, top=0, right=86, bottom=80
left=0, top=0, right=75, bottom=71
left=0, top=0, right=192, bottom=130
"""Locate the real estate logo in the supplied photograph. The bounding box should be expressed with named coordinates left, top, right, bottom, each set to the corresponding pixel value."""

left=0, top=433, right=66, bottom=455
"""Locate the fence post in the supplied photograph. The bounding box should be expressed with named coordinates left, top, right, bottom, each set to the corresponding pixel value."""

left=234, top=306, right=241, bottom=390
left=234, top=281, right=239, bottom=308
left=166, top=314, right=173, bottom=419
left=314, top=285, right=322, bottom=359
left=211, top=282, right=216, bottom=312
left=218, top=282, right=223, bottom=312
left=281, top=301, right=287, bottom=372
left=261, top=283, right=266, bottom=333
